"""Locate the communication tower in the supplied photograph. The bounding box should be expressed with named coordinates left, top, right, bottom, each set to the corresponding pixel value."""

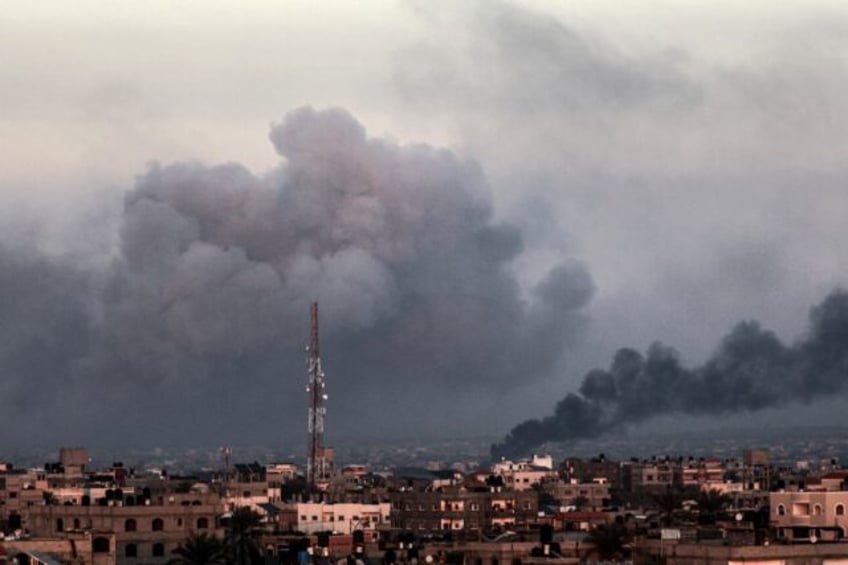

left=306, top=302, right=333, bottom=489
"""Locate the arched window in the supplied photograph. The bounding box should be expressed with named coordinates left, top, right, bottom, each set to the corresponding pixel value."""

left=778, top=504, right=786, bottom=516
left=125, top=544, right=138, bottom=558
left=837, top=504, right=845, bottom=516
left=197, top=517, right=209, bottom=530
left=56, top=518, right=64, bottom=532
left=814, top=504, right=823, bottom=516
left=152, top=518, right=164, bottom=531
left=92, top=537, right=110, bottom=553
left=153, top=543, right=165, bottom=557
left=125, top=518, right=137, bottom=532
left=73, top=518, right=80, bottom=529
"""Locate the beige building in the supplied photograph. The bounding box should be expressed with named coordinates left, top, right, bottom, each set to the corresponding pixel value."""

left=23, top=491, right=224, bottom=564
left=543, top=479, right=610, bottom=511
left=389, top=488, right=538, bottom=532
left=771, top=489, right=848, bottom=542
left=292, top=502, right=390, bottom=535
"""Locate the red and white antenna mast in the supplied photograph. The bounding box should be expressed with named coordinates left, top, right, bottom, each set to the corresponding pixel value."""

left=306, top=302, right=328, bottom=489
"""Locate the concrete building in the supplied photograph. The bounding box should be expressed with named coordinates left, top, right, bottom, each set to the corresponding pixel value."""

left=623, top=459, right=678, bottom=493
left=291, top=501, right=390, bottom=535
left=23, top=491, right=225, bottom=564
left=560, top=456, right=623, bottom=492
left=389, top=487, right=538, bottom=532
left=771, top=488, right=848, bottom=542
left=542, top=479, right=610, bottom=511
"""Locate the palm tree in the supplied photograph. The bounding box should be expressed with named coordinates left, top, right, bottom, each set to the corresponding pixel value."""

left=224, top=506, right=263, bottom=565
left=169, top=532, right=225, bottom=565
left=571, top=495, right=590, bottom=511
left=697, top=489, right=731, bottom=524
left=584, top=522, right=630, bottom=561
left=652, top=487, right=683, bottom=527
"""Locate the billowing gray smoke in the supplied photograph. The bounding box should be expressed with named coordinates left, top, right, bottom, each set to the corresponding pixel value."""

left=0, top=107, right=595, bottom=447
left=492, top=289, right=848, bottom=459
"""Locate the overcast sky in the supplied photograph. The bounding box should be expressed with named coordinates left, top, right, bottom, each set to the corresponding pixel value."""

left=2, top=1, right=848, bottom=450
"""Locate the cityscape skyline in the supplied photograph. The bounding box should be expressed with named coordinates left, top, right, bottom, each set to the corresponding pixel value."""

left=2, top=1, right=848, bottom=448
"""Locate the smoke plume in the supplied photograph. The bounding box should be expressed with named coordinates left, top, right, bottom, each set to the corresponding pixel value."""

left=0, top=106, right=594, bottom=446
left=492, top=289, right=848, bottom=459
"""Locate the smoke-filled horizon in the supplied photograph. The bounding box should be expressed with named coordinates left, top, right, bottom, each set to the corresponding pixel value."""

left=492, top=289, right=848, bottom=459
left=5, top=2, right=848, bottom=451
left=0, top=106, right=595, bottom=448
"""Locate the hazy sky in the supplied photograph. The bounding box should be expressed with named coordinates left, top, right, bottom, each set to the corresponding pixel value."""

left=2, top=1, right=848, bottom=449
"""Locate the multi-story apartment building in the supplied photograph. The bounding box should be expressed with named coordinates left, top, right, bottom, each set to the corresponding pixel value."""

left=24, top=490, right=225, bottom=564
left=622, top=459, right=678, bottom=493
left=681, top=458, right=724, bottom=489
left=561, top=456, right=623, bottom=491
left=770, top=471, right=848, bottom=543
left=290, top=501, right=390, bottom=535
left=542, top=478, right=610, bottom=511
left=491, top=455, right=555, bottom=492
left=771, top=489, right=848, bottom=542
left=389, top=487, right=538, bottom=532
left=224, top=462, right=270, bottom=512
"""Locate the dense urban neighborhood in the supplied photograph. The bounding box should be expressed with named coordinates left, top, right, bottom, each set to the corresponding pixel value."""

left=3, top=444, right=848, bottom=565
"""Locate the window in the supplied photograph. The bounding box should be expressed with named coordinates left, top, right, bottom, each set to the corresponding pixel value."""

left=125, top=544, right=138, bottom=558
left=778, top=504, right=786, bottom=516
left=177, top=518, right=183, bottom=526
left=792, top=503, right=810, bottom=516
left=92, top=537, right=110, bottom=553
left=197, top=517, right=209, bottom=530
left=153, top=543, right=165, bottom=557
left=152, top=518, right=164, bottom=531
left=56, top=518, right=64, bottom=532
left=73, top=518, right=80, bottom=529
left=837, top=504, right=845, bottom=516
left=814, top=504, right=823, bottom=516
left=125, top=518, right=137, bottom=532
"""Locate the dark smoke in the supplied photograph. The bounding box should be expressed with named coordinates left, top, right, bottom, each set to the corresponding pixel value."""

left=0, top=106, right=594, bottom=446
left=492, top=290, right=848, bottom=459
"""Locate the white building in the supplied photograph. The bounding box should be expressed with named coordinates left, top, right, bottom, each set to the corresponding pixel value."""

left=294, top=502, right=391, bottom=535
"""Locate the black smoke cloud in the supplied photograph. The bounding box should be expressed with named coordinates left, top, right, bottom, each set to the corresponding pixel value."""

left=0, top=107, right=594, bottom=447
left=492, top=290, right=848, bottom=459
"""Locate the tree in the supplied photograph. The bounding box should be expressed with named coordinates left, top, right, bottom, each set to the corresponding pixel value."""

left=224, top=506, right=263, bottom=565
left=571, top=495, right=590, bottom=511
left=697, top=489, right=731, bottom=524
left=584, top=522, right=630, bottom=561
left=169, top=533, right=225, bottom=565
left=652, top=487, right=683, bottom=527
